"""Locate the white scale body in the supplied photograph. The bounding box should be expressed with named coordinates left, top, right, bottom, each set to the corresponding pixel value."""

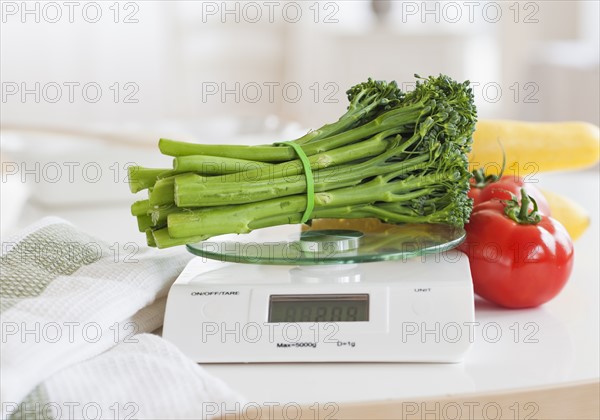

left=163, top=250, right=475, bottom=363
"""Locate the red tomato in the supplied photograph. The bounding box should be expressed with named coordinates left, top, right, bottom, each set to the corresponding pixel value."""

left=469, top=175, right=551, bottom=215
left=459, top=197, right=574, bottom=309
left=467, top=183, right=483, bottom=204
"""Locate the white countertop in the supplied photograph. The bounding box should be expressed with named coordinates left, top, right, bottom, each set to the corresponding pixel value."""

left=3, top=168, right=599, bottom=406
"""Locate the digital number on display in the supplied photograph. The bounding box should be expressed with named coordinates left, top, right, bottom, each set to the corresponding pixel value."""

left=268, top=294, right=369, bottom=323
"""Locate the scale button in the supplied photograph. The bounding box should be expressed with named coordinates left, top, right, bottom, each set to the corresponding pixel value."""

left=412, top=298, right=432, bottom=316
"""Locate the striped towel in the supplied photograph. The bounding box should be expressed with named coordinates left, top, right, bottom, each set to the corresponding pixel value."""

left=1, top=217, right=243, bottom=419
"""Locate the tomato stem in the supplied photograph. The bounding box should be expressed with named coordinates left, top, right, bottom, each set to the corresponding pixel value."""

left=470, top=142, right=506, bottom=188
left=470, top=168, right=496, bottom=187
left=504, top=188, right=542, bottom=224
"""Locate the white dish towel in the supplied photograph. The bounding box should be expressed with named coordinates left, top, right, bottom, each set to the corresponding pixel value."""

left=1, top=217, right=244, bottom=419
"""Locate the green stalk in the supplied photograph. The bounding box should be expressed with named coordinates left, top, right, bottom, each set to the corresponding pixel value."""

left=174, top=135, right=397, bottom=207
left=145, top=229, right=157, bottom=247
left=168, top=197, right=308, bottom=238
left=128, top=167, right=175, bottom=193
left=174, top=155, right=273, bottom=175
left=152, top=227, right=209, bottom=249
left=148, top=177, right=177, bottom=206
left=203, top=130, right=400, bottom=186
left=168, top=169, right=460, bottom=239
left=131, top=199, right=150, bottom=216
left=159, top=139, right=295, bottom=162
left=293, top=95, right=391, bottom=146
left=150, top=204, right=183, bottom=225
left=298, top=106, right=424, bottom=156
left=137, top=215, right=155, bottom=232
left=244, top=199, right=458, bottom=236
left=247, top=213, right=304, bottom=230
left=191, top=106, right=422, bottom=190
left=174, top=151, right=431, bottom=208
left=311, top=204, right=371, bottom=219
left=312, top=171, right=458, bottom=209
left=358, top=203, right=456, bottom=225
left=247, top=203, right=375, bottom=231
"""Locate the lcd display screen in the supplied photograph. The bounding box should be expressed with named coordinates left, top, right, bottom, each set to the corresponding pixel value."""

left=268, top=294, right=369, bottom=322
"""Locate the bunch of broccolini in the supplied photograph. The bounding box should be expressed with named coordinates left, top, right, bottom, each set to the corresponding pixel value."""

left=129, top=75, right=477, bottom=248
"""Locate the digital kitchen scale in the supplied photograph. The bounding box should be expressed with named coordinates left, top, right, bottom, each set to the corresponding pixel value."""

left=163, top=220, right=475, bottom=363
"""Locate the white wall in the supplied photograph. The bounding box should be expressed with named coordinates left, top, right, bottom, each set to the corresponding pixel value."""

left=1, top=0, right=598, bottom=139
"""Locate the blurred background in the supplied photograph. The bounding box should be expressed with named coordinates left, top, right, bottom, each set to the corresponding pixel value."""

left=1, top=0, right=599, bottom=239
left=2, top=0, right=599, bottom=128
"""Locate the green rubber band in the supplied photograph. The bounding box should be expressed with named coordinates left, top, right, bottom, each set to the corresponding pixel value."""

left=275, top=141, right=314, bottom=224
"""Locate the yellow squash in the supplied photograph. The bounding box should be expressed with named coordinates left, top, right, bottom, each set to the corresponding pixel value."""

left=469, top=120, right=600, bottom=173
left=541, top=189, right=591, bottom=240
